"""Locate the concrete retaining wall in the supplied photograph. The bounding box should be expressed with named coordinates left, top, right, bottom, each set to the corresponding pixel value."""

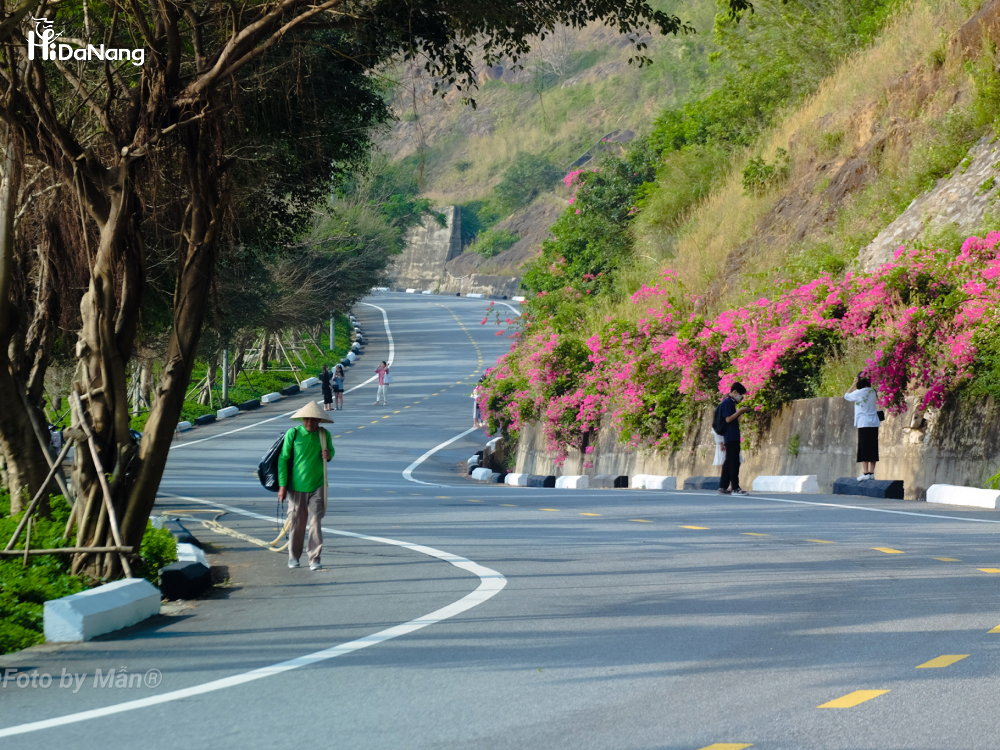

left=514, top=395, right=1000, bottom=501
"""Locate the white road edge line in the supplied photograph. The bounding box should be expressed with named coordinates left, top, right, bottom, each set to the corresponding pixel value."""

left=0, top=492, right=504, bottom=739
left=666, top=491, right=1000, bottom=525
left=403, top=427, right=480, bottom=487
left=172, top=302, right=394, bottom=449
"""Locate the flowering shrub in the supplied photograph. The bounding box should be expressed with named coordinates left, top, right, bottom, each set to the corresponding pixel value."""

left=483, top=233, right=1000, bottom=463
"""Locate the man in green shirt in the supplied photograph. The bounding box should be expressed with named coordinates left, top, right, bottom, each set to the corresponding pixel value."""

left=279, top=401, right=334, bottom=570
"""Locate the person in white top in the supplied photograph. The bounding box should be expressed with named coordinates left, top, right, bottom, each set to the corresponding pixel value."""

left=844, top=373, right=881, bottom=481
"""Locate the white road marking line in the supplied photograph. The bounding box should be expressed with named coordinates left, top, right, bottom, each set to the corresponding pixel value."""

left=403, top=427, right=480, bottom=487
left=667, top=491, right=1000, bottom=525
left=0, top=492, right=505, bottom=739
left=172, top=303, right=394, bottom=449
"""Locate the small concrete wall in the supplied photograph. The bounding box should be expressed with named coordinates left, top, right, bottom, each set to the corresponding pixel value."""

left=392, top=207, right=463, bottom=290
left=514, top=395, right=1000, bottom=501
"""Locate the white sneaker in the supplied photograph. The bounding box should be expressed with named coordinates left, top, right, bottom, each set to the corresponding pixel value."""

left=310, top=561, right=322, bottom=571
left=288, top=558, right=300, bottom=568
left=867, top=474, right=875, bottom=481
left=857, top=474, right=868, bottom=481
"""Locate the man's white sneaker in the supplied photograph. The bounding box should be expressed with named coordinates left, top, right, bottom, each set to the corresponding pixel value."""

left=310, top=562, right=322, bottom=571
left=288, top=559, right=300, bottom=568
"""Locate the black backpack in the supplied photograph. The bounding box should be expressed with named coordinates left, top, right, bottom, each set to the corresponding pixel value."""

left=712, top=399, right=729, bottom=436
left=257, top=431, right=293, bottom=492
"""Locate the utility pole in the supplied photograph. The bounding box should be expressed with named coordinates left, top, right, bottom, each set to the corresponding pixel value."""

left=222, top=348, right=229, bottom=404
left=329, top=314, right=335, bottom=352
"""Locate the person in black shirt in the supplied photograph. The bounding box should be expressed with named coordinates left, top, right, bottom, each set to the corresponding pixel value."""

left=319, top=364, right=334, bottom=412
left=719, top=382, right=751, bottom=496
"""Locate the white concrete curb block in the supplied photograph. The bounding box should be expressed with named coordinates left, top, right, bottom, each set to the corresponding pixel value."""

left=216, top=405, right=239, bottom=419
left=556, top=475, right=589, bottom=489
left=471, top=468, right=500, bottom=483
left=421, top=290, right=434, bottom=295
left=405, top=288, right=416, bottom=293
left=175, top=421, right=192, bottom=432
left=630, top=474, right=677, bottom=490
left=346, top=352, right=356, bottom=362
left=512, top=296, right=526, bottom=302
left=926, top=484, right=1000, bottom=509
left=504, top=473, right=529, bottom=487
left=466, top=293, right=484, bottom=298
left=261, top=392, right=282, bottom=404
left=176, top=542, right=209, bottom=568
left=752, top=475, right=820, bottom=493
left=302, top=377, right=320, bottom=388
left=467, top=455, right=480, bottom=468
left=44, top=579, right=161, bottom=642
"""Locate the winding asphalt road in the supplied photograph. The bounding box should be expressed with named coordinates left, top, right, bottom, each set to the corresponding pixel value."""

left=3, top=293, right=1000, bottom=750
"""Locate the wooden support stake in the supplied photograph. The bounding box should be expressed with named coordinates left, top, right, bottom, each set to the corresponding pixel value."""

left=22, top=517, right=30, bottom=567
left=70, top=391, right=133, bottom=579
left=4, top=440, right=73, bottom=551
left=10, top=369, right=74, bottom=503
left=276, top=336, right=301, bottom=385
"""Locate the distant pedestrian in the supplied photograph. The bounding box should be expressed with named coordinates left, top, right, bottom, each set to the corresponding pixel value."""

left=374, top=361, right=389, bottom=406
left=319, top=364, right=334, bottom=412
left=845, top=372, right=881, bottom=481
left=716, top=382, right=750, bottom=496
left=472, top=376, right=485, bottom=428
left=333, top=365, right=345, bottom=410
left=278, top=402, right=333, bottom=571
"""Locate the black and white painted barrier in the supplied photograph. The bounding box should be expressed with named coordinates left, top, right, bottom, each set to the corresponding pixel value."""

left=592, top=475, right=629, bottom=489
left=630, top=474, right=677, bottom=490
left=280, top=384, right=300, bottom=396
left=926, top=484, right=1000, bottom=509
left=471, top=467, right=503, bottom=483
left=175, top=421, right=192, bottom=432
left=751, top=475, right=819, bottom=493
left=44, top=579, right=161, bottom=642
left=832, top=477, right=904, bottom=499
left=555, top=475, right=588, bottom=489
left=217, top=405, right=239, bottom=419
left=301, top=376, right=320, bottom=388
left=684, top=476, right=721, bottom=491
left=261, top=392, right=282, bottom=404
left=239, top=399, right=260, bottom=411
left=193, top=414, right=216, bottom=426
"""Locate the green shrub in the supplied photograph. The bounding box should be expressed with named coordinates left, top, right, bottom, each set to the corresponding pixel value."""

left=135, top=523, right=177, bottom=583
left=493, top=153, right=561, bottom=214
left=472, top=228, right=519, bottom=258
left=742, top=148, right=790, bottom=196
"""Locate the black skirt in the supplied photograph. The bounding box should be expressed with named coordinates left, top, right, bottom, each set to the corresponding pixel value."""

left=322, top=387, right=333, bottom=404
left=857, top=426, right=879, bottom=463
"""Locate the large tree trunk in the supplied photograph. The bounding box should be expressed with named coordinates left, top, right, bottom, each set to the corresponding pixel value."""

left=118, top=122, right=222, bottom=567
left=0, top=128, right=49, bottom=512
left=71, top=161, right=144, bottom=578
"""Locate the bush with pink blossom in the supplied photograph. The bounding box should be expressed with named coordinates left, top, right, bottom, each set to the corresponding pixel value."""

left=481, top=233, right=1000, bottom=464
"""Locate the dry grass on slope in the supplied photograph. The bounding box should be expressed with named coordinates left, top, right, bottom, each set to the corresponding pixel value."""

left=631, top=0, right=985, bottom=310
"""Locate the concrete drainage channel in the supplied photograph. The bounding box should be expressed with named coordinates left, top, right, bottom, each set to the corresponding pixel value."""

left=465, top=438, right=920, bottom=500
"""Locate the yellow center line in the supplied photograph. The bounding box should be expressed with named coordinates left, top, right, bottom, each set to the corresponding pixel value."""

left=435, top=496, right=450, bottom=499
left=741, top=532, right=768, bottom=536
left=333, top=435, right=341, bottom=439
left=394, top=410, right=401, bottom=414
left=873, top=547, right=904, bottom=554
left=805, top=539, right=835, bottom=544
left=382, top=415, right=390, bottom=419
left=540, top=508, right=559, bottom=512
left=916, top=654, right=968, bottom=669
left=410, top=493, right=421, bottom=496
left=988, top=624, right=1000, bottom=633
left=404, top=406, right=411, bottom=409
left=680, top=525, right=709, bottom=530
left=579, top=512, right=601, bottom=516
left=357, top=426, right=365, bottom=429
left=501, top=504, right=517, bottom=507
left=978, top=568, right=1000, bottom=574
left=697, top=745, right=753, bottom=750
left=370, top=420, right=379, bottom=424
left=345, top=431, right=352, bottom=434
left=631, top=519, right=653, bottom=523
left=468, top=499, right=483, bottom=503
left=817, top=690, right=889, bottom=708
left=934, top=557, right=960, bottom=562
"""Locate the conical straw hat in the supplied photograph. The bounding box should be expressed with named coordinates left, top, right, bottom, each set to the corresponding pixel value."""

left=290, top=400, right=334, bottom=423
